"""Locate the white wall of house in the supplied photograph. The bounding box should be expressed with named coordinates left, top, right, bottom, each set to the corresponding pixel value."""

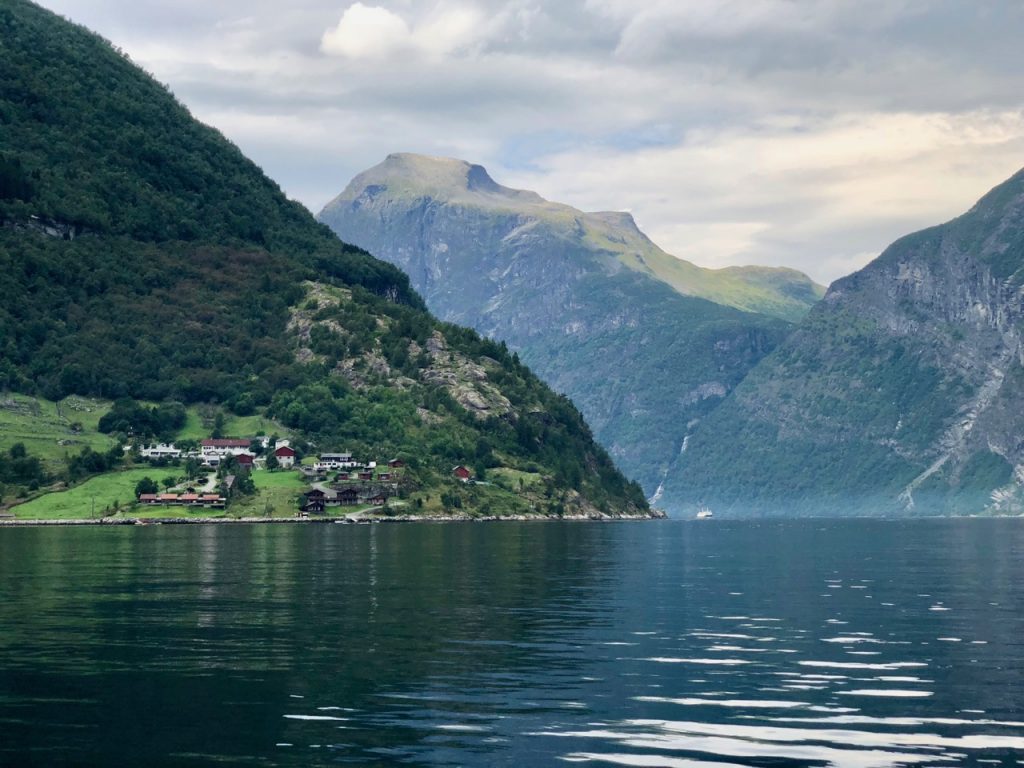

left=140, top=443, right=182, bottom=459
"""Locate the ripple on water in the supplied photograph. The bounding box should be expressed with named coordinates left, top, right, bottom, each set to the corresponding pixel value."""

left=644, top=658, right=753, bottom=666
left=539, top=716, right=1024, bottom=767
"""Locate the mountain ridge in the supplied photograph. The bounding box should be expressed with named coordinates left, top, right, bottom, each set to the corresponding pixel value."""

left=326, top=153, right=825, bottom=322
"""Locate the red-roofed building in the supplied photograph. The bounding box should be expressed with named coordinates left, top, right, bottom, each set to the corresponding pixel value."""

left=200, top=439, right=252, bottom=459
left=138, top=494, right=159, bottom=504
left=236, top=453, right=255, bottom=470
left=274, top=445, right=296, bottom=468
left=452, top=465, right=472, bottom=481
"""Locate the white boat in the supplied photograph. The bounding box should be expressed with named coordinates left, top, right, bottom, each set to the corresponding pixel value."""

left=696, top=506, right=713, bottom=520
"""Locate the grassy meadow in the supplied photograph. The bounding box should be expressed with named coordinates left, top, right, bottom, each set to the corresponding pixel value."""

left=11, top=468, right=180, bottom=520
left=0, top=394, right=116, bottom=467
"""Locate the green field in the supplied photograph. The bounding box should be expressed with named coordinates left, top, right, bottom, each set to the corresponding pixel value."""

left=12, top=468, right=180, bottom=520
left=253, top=470, right=307, bottom=489
left=227, top=470, right=307, bottom=518
left=0, top=394, right=115, bottom=465
left=490, top=467, right=543, bottom=493
left=177, top=407, right=290, bottom=442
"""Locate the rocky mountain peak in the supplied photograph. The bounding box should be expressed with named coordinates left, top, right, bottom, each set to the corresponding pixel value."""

left=332, top=152, right=544, bottom=208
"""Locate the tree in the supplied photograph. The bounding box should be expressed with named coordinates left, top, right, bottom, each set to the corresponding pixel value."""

left=184, top=457, right=201, bottom=480
left=9, top=443, right=26, bottom=459
left=265, top=452, right=279, bottom=470
left=161, top=476, right=176, bottom=489
left=134, top=477, right=158, bottom=496
left=212, top=411, right=225, bottom=439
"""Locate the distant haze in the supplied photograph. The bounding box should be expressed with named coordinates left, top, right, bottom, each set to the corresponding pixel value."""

left=38, top=0, right=1024, bottom=284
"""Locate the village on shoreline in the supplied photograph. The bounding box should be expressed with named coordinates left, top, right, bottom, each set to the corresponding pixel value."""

left=0, top=426, right=659, bottom=522
left=127, top=436, right=479, bottom=518
left=1, top=395, right=659, bottom=523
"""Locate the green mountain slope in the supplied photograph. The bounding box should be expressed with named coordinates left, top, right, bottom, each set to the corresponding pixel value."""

left=318, top=154, right=793, bottom=501
left=0, top=0, right=650, bottom=518
left=668, top=167, right=1024, bottom=517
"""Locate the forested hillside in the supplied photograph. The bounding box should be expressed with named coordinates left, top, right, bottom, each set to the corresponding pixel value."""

left=0, top=0, right=649, bottom=517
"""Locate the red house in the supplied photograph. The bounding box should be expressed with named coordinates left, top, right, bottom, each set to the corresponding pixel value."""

left=236, top=453, right=255, bottom=469
left=387, top=458, right=405, bottom=469
left=452, top=465, right=472, bottom=481
left=274, top=446, right=296, bottom=468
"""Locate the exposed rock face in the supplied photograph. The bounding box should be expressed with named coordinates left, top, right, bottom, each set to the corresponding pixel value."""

left=671, top=167, right=1024, bottom=517
left=319, top=154, right=794, bottom=504
left=421, top=332, right=512, bottom=418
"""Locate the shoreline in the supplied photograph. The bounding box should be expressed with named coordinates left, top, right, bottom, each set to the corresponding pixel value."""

left=0, top=511, right=668, bottom=527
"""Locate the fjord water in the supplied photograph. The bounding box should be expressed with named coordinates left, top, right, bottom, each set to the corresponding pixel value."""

left=1, top=521, right=1022, bottom=767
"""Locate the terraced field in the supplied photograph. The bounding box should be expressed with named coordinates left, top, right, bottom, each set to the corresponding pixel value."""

left=0, top=394, right=115, bottom=468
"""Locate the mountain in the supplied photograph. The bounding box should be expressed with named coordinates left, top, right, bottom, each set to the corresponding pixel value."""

left=322, top=154, right=824, bottom=322
left=668, top=167, right=1024, bottom=517
left=0, top=0, right=650, bottom=518
left=318, top=154, right=811, bottom=500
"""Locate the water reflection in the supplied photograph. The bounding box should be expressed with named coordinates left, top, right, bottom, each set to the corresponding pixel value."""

left=1, top=519, right=1023, bottom=767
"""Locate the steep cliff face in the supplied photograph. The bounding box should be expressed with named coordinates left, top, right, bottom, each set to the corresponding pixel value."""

left=319, top=154, right=794, bottom=501
left=670, top=168, right=1024, bottom=516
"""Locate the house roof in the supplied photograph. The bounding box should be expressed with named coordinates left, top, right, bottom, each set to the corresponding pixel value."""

left=201, top=439, right=250, bottom=448
left=138, top=494, right=158, bottom=501
left=275, top=446, right=296, bottom=456
left=159, top=493, right=178, bottom=501
left=236, top=453, right=255, bottom=463
left=180, top=494, right=199, bottom=501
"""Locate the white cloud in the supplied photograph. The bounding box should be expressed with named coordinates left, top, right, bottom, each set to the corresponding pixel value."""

left=320, top=2, right=488, bottom=61
left=321, top=4, right=413, bottom=59
left=504, top=110, right=1024, bottom=285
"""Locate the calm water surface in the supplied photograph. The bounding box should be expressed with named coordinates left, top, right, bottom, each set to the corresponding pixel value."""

left=1, top=519, right=1023, bottom=767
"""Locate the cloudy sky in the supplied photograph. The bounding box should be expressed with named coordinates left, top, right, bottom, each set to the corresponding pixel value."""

left=39, top=0, right=1024, bottom=284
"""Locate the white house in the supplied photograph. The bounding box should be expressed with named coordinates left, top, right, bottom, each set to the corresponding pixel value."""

left=200, top=439, right=252, bottom=458
left=139, top=443, right=182, bottom=459
left=315, top=452, right=359, bottom=471
left=274, top=445, right=296, bottom=468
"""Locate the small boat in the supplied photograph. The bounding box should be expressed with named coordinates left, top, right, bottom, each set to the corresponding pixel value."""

left=696, top=506, right=713, bottom=520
